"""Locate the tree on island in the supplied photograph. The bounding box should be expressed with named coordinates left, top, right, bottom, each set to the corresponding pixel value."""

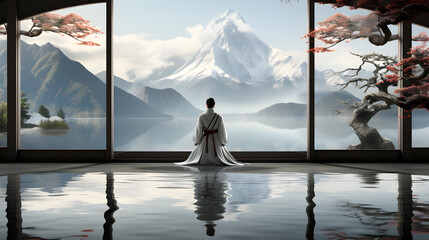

left=306, top=0, right=429, bottom=149
left=38, top=105, right=50, bottom=118
left=57, top=108, right=65, bottom=120
left=21, top=92, right=30, bottom=126
left=1, top=92, right=31, bottom=129
left=0, top=101, right=6, bottom=131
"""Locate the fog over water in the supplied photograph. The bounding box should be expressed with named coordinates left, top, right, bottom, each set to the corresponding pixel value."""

left=2, top=115, right=426, bottom=150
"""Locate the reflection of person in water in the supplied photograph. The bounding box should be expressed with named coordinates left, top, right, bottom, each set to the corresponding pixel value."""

left=175, top=98, right=246, bottom=166
left=192, top=166, right=229, bottom=237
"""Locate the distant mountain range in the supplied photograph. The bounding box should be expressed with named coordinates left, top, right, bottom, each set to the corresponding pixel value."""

left=0, top=41, right=170, bottom=118
left=0, top=40, right=402, bottom=120
left=257, top=90, right=406, bottom=117
left=258, top=102, right=306, bottom=117
left=258, top=90, right=359, bottom=117
left=142, top=9, right=347, bottom=111
left=315, top=90, right=360, bottom=116
left=96, top=71, right=201, bottom=117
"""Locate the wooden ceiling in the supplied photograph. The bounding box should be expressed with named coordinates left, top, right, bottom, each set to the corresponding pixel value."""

left=315, top=0, right=429, bottom=28
left=0, top=0, right=104, bottom=24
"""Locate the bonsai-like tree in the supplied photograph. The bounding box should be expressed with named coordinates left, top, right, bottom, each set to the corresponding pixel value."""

left=305, top=0, right=429, bottom=149
left=0, top=12, right=102, bottom=46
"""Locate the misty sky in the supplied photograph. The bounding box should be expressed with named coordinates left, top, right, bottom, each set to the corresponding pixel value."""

left=114, top=0, right=307, bottom=51
left=19, top=1, right=428, bottom=80
left=54, top=0, right=307, bottom=52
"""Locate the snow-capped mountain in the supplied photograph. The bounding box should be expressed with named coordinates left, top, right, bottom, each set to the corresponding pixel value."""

left=165, top=9, right=275, bottom=85
left=148, top=9, right=311, bottom=110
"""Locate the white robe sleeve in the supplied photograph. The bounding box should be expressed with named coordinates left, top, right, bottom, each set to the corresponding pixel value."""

left=193, top=115, right=204, bottom=145
left=217, top=116, right=228, bottom=146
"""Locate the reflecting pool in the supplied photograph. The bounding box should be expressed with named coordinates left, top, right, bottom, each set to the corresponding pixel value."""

left=1, top=166, right=428, bottom=239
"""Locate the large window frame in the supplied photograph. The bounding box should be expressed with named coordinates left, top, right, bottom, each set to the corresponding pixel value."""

left=1, top=0, right=428, bottom=162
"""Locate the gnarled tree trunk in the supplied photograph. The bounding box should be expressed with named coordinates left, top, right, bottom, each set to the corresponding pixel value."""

left=347, top=93, right=395, bottom=149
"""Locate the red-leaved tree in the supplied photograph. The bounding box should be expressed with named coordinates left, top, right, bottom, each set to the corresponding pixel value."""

left=0, top=13, right=102, bottom=46
left=306, top=0, right=429, bottom=149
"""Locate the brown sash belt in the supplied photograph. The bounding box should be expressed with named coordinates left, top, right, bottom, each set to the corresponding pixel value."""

left=204, top=129, right=218, bottom=156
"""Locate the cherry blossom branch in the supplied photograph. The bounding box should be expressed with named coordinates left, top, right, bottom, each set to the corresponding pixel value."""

left=0, top=13, right=102, bottom=46
left=306, top=0, right=429, bottom=52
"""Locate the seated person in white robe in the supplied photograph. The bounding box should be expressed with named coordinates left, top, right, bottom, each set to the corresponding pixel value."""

left=175, top=98, right=246, bottom=166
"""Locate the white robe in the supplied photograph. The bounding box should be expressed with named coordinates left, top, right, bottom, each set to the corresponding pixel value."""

left=175, top=109, right=245, bottom=166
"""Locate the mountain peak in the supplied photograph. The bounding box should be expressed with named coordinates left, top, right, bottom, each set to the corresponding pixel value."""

left=223, top=9, right=239, bottom=17
left=209, top=9, right=249, bottom=34
left=40, top=42, right=58, bottom=51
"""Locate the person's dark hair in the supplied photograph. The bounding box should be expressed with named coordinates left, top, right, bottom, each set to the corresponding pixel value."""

left=206, top=98, right=215, bottom=108
left=205, top=224, right=216, bottom=237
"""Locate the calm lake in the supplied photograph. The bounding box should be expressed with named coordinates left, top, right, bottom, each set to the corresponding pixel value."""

left=0, top=115, right=427, bottom=150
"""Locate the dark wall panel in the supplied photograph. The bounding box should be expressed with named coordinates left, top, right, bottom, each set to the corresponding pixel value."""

left=0, top=0, right=104, bottom=23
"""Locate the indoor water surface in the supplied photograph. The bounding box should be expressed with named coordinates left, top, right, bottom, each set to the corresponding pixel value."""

left=1, top=166, right=428, bottom=239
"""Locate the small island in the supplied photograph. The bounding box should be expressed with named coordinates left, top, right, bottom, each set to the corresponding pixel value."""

left=29, top=105, right=69, bottom=130
left=0, top=94, right=70, bottom=132
left=26, top=107, right=70, bottom=131
left=38, top=118, right=70, bottom=130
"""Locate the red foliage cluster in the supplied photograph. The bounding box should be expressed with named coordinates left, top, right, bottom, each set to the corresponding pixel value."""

left=379, top=33, right=429, bottom=87
left=307, top=0, right=429, bottom=52
left=304, top=13, right=378, bottom=52
left=32, top=13, right=102, bottom=46
left=308, top=47, right=335, bottom=53
left=413, top=32, right=429, bottom=44
left=392, top=45, right=429, bottom=79
left=391, top=44, right=429, bottom=109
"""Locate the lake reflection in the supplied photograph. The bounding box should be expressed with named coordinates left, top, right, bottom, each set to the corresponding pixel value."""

left=1, top=168, right=429, bottom=239
left=20, top=118, right=106, bottom=149
left=6, top=115, right=428, bottom=150
left=115, top=117, right=309, bottom=151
